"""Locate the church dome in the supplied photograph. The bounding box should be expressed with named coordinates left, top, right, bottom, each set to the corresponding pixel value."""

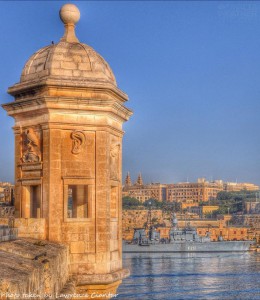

left=20, top=4, right=116, bottom=86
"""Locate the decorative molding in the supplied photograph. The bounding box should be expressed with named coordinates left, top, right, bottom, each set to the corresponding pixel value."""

left=20, top=179, right=42, bottom=186
left=20, top=162, right=42, bottom=171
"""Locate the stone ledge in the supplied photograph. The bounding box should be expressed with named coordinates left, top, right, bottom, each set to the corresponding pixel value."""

left=0, top=238, right=69, bottom=297
left=77, top=268, right=130, bottom=285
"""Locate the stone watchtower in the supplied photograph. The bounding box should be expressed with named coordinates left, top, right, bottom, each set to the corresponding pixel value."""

left=3, top=4, right=132, bottom=295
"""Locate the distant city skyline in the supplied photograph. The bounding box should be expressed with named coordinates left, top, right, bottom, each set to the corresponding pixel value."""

left=123, top=172, right=260, bottom=186
left=0, top=1, right=260, bottom=184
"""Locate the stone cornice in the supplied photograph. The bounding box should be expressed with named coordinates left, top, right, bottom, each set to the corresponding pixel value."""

left=8, top=77, right=128, bottom=103
left=2, top=96, right=133, bottom=123
left=39, top=123, right=125, bottom=136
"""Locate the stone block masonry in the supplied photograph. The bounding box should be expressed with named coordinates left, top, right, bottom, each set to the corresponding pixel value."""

left=0, top=238, right=70, bottom=299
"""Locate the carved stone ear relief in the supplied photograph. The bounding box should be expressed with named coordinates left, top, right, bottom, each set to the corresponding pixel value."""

left=71, top=130, right=86, bottom=154
left=21, top=128, right=41, bottom=163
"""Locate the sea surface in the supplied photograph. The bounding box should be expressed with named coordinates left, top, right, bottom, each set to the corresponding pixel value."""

left=117, top=252, right=260, bottom=300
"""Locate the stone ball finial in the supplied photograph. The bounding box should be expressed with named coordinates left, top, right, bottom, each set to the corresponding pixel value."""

left=59, top=4, right=80, bottom=25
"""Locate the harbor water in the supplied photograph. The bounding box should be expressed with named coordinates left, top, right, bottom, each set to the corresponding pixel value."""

left=117, top=252, right=260, bottom=300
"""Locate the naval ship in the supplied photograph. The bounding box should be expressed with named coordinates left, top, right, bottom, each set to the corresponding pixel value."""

left=123, top=214, right=254, bottom=253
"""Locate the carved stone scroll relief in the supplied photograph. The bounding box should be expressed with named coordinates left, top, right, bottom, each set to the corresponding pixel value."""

left=21, top=128, right=41, bottom=163
left=110, top=141, right=120, bottom=180
left=71, top=130, right=86, bottom=154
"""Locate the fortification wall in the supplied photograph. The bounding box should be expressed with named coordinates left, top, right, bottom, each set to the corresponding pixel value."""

left=0, top=238, right=70, bottom=299
left=122, top=210, right=220, bottom=240
left=232, top=214, right=260, bottom=228
left=0, top=218, right=46, bottom=240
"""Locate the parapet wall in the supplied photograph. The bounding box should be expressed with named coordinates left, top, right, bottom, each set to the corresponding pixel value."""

left=0, top=225, right=17, bottom=242
left=0, top=238, right=70, bottom=300
left=0, top=218, right=46, bottom=240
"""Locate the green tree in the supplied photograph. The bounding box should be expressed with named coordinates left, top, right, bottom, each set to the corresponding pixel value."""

left=143, top=198, right=162, bottom=209
left=215, top=190, right=260, bottom=215
left=122, top=196, right=142, bottom=209
left=217, top=191, right=233, bottom=200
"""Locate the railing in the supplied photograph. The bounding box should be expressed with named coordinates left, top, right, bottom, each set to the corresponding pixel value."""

left=0, top=206, right=15, bottom=218
left=0, top=225, right=18, bottom=242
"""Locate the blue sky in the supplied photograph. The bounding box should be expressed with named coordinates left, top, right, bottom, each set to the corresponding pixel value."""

left=0, top=1, right=260, bottom=185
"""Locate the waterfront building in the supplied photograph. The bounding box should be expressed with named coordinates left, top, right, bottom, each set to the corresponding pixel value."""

left=123, top=175, right=259, bottom=204
left=197, top=225, right=249, bottom=241
left=0, top=182, right=14, bottom=204
left=224, top=182, right=259, bottom=192
left=1, top=4, right=132, bottom=297
left=166, top=178, right=223, bottom=203
left=190, top=205, right=219, bottom=217
left=123, top=174, right=167, bottom=202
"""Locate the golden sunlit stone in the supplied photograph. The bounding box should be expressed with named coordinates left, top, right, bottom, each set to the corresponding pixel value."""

left=2, top=3, right=132, bottom=298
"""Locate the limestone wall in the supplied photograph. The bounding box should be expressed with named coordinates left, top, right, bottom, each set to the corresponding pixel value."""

left=122, top=210, right=171, bottom=231
left=122, top=209, right=220, bottom=240
left=232, top=214, right=260, bottom=228
left=122, top=210, right=220, bottom=229
left=0, top=218, right=46, bottom=240
left=0, top=238, right=69, bottom=299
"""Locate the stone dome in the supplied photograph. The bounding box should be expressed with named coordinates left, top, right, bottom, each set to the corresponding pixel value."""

left=20, top=42, right=116, bottom=85
left=20, top=4, right=116, bottom=86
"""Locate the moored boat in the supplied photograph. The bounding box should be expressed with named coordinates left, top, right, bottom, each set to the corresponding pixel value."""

left=123, top=214, right=255, bottom=253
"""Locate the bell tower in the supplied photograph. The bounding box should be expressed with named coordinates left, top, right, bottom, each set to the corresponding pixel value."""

left=124, top=172, right=132, bottom=187
left=2, top=3, right=132, bottom=296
